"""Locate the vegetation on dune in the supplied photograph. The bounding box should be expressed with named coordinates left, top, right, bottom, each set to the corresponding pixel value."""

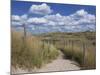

left=11, top=31, right=96, bottom=70
left=62, top=47, right=83, bottom=64
left=40, top=31, right=96, bottom=69
left=63, top=46, right=95, bottom=69
left=11, top=31, right=59, bottom=69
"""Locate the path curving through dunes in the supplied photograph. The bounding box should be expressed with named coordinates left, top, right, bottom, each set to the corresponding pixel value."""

left=35, top=50, right=80, bottom=72
left=12, top=50, right=80, bottom=74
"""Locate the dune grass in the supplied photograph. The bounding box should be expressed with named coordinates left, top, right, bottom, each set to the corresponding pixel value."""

left=38, top=31, right=96, bottom=69
left=11, top=31, right=59, bottom=69
left=11, top=31, right=96, bottom=70
left=62, top=40, right=96, bottom=69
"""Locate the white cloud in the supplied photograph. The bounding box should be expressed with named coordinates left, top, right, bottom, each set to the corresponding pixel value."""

left=21, top=14, right=28, bottom=20
left=12, top=21, right=22, bottom=26
left=44, top=13, right=66, bottom=22
left=12, top=15, right=21, bottom=21
left=27, top=17, right=48, bottom=24
left=46, top=21, right=56, bottom=26
left=28, top=9, right=95, bottom=32
left=21, top=14, right=28, bottom=24
left=11, top=14, right=28, bottom=26
left=29, top=3, right=52, bottom=15
left=11, top=15, right=22, bottom=26
left=71, top=9, right=96, bottom=26
left=12, top=9, right=96, bottom=33
left=11, top=15, right=28, bottom=26
left=76, top=9, right=88, bottom=16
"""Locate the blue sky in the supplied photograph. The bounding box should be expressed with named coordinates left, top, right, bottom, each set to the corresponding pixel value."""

left=12, top=1, right=96, bottom=16
left=11, top=0, right=96, bottom=34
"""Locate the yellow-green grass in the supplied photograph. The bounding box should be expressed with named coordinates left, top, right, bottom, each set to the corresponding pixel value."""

left=62, top=40, right=96, bottom=69
left=11, top=31, right=96, bottom=70
left=11, top=31, right=59, bottom=69
left=39, top=31, right=96, bottom=69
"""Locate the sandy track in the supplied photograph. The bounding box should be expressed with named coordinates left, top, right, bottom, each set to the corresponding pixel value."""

left=35, top=51, right=80, bottom=72
left=12, top=51, right=80, bottom=74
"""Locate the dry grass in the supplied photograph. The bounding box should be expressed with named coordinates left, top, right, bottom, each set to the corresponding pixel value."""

left=62, top=40, right=96, bottom=69
left=41, top=31, right=96, bottom=69
left=11, top=31, right=59, bottom=69
left=11, top=31, right=96, bottom=70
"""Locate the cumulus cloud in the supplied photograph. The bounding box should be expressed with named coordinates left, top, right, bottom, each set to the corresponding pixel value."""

left=29, top=3, right=52, bottom=15
left=12, top=9, right=96, bottom=33
left=11, top=15, right=22, bottom=26
left=11, top=14, right=28, bottom=26
left=44, top=13, right=65, bottom=22
left=12, top=15, right=21, bottom=21
left=21, top=14, right=28, bottom=24
left=30, top=9, right=95, bottom=32
left=27, top=17, right=48, bottom=24
left=76, top=9, right=88, bottom=16
left=21, top=14, right=28, bottom=20
left=12, top=21, right=22, bottom=26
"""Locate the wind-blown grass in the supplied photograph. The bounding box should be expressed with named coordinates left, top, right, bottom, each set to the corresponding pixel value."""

left=62, top=41, right=96, bottom=69
left=41, top=31, right=96, bottom=69
left=11, top=31, right=59, bottom=69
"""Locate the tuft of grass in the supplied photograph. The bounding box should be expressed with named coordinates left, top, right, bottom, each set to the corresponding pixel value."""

left=63, top=47, right=83, bottom=64
left=62, top=42, right=96, bottom=69
left=11, top=31, right=59, bottom=69
left=83, top=50, right=96, bottom=69
left=62, top=48, right=73, bottom=59
left=73, top=51, right=83, bottom=64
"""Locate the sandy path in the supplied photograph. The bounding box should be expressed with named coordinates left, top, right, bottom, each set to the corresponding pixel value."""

left=35, top=51, right=80, bottom=72
left=12, top=51, right=80, bottom=74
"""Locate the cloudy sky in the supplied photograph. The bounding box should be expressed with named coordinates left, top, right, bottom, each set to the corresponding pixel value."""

left=11, top=0, right=96, bottom=34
